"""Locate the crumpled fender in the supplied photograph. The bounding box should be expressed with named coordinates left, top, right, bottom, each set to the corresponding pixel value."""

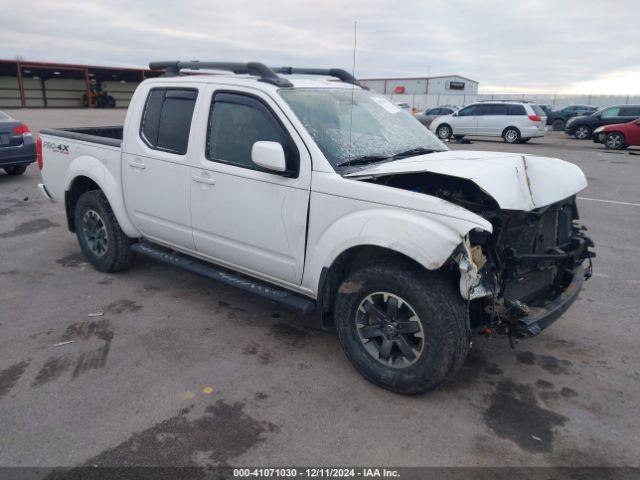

left=302, top=206, right=489, bottom=294
left=65, top=155, right=139, bottom=238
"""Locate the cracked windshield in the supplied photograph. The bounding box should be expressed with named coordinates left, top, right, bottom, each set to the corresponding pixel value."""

left=280, top=88, right=448, bottom=168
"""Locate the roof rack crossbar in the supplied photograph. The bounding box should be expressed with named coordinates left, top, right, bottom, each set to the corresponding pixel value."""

left=148, top=61, right=293, bottom=87
left=273, top=67, right=368, bottom=89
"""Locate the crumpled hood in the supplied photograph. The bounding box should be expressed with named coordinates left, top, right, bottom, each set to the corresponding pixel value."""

left=344, top=150, right=587, bottom=211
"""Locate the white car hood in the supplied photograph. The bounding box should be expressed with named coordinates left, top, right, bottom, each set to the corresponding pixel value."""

left=344, top=150, right=587, bottom=211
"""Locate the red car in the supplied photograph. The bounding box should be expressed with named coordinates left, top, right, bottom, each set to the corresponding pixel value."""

left=593, top=118, right=640, bottom=150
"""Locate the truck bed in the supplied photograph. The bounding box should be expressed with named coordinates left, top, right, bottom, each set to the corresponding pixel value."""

left=39, top=126, right=123, bottom=147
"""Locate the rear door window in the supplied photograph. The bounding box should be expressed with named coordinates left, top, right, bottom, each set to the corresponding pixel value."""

left=619, top=106, right=640, bottom=117
left=506, top=104, right=527, bottom=115
left=140, top=88, right=198, bottom=155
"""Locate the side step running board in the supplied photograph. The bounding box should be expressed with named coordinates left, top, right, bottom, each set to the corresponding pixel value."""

left=131, top=242, right=315, bottom=314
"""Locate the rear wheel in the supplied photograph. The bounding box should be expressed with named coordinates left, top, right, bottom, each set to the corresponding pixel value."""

left=4, top=165, right=27, bottom=175
left=552, top=118, right=565, bottom=131
left=334, top=260, right=470, bottom=395
left=604, top=132, right=626, bottom=150
left=74, top=190, right=134, bottom=272
left=574, top=125, right=592, bottom=140
left=436, top=124, right=452, bottom=140
left=502, top=127, right=521, bottom=144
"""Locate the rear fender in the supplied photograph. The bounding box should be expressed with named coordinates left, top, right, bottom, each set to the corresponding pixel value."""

left=65, top=155, right=139, bottom=237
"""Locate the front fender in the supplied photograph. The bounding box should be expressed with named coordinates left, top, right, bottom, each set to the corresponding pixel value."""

left=65, top=155, right=139, bottom=238
left=302, top=207, right=485, bottom=294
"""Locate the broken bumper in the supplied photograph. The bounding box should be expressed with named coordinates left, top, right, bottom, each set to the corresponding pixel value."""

left=515, top=263, right=586, bottom=337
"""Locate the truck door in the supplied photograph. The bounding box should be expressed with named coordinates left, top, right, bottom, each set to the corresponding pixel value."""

left=189, top=88, right=311, bottom=285
left=122, top=87, right=198, bottom=250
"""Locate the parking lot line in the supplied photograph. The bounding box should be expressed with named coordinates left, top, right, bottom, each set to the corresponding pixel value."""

left=578, top=196, right=640, bottom=207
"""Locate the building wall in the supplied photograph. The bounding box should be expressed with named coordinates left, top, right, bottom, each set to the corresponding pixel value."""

left=0, top=75, right=140, bottom=108
left=0, top=76, right=21, bottom=108
left=427, top=76, right=478, bottom=95
left=360, top=76, right=478, bottom=96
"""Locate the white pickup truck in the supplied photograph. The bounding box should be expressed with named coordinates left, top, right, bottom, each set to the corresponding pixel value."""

left=37, top=61, right=594, bottom=394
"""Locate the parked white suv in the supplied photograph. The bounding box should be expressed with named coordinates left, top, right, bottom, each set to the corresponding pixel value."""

left=37, top=61, right=593, bottom=394
left=430, top=101, right=547, bottom=143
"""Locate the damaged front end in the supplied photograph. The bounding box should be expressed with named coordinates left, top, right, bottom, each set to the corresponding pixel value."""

left=454, top=196, right=595, bottom=340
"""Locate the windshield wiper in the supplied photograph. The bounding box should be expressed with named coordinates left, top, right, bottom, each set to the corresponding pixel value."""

left=336, top=155, right=390, bottom=167
left=390, top=147, right=436, bottom=159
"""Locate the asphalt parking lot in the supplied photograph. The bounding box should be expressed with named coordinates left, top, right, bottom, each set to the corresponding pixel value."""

left=1, top=109, right=639, bottom=471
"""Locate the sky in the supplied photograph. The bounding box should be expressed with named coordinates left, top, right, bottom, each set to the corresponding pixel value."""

left=1, top=0, right=639, bottom=94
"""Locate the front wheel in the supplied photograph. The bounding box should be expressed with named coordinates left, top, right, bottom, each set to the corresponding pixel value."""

left=334, top=261, right=470, bottom=395
left=4, top=165, right=27, bottom=175
left=604, top=132, right=626, bottom=150
left=574, top=125, right=592, bottom=140
left=436, top=124, right=452, bottom=139
left=74, top=190, right=134, bottom=272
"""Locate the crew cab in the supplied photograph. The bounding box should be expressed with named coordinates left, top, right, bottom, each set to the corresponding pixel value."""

left=37, top=61, right=594, bottom=394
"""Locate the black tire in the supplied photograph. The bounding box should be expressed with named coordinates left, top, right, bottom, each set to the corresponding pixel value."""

left=436, top=124, right=452, bottom=140
left=502, top=127, right=521, bottom=144
left=4, top=165, right=27, bottom=175
left=552, top=119, right=565, bottom=131
left=574, top=125, right=592, bottom=140
left=334, top=260, right=470, bottom=395
left=604, top=132, right=626, bottom=150
left=74, top=190, right=134, bottom=272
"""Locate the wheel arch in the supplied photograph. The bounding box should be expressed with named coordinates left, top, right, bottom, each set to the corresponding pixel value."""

left=316, top=245, right=436, bottom=331
left=64, top=157, right=139, bottom=237
left=502, top=125, right=521, bottom=136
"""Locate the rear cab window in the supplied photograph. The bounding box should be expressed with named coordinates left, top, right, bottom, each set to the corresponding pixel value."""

left=140, top=88, right=198, bottom=155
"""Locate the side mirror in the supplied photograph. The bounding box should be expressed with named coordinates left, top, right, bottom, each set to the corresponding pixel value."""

left=251, top=141, right=286, bottom=172
left=452, top=111, right=458, bottom=117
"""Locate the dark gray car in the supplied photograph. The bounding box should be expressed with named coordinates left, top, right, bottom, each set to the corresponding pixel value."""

left=415, top=106, right=458, bottom=128
left=0, top=111, right=36, bottom=176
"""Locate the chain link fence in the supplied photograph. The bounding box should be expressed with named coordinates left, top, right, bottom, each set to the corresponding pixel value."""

left=383, top=93, right=640, bottom=111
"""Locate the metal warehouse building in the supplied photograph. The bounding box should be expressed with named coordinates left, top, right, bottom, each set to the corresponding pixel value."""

left=0, top=59, right=162, bottom=109
left=360, top=75, right=479, bottom=109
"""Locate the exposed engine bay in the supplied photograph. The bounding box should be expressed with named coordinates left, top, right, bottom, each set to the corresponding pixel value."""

left=364, top=171, right=596, bottom=341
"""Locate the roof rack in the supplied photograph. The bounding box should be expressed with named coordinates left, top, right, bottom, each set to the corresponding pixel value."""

left=148, top=61, right=368, bottom=89
left=273, top=67, right=368, bottom=89
left=148, top=61, right=293, bottom=87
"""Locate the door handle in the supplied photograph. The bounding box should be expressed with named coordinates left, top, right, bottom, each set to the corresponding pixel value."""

left=192, top=174, right=216, bottom=185
left=128, top=159, right=146, bottom=170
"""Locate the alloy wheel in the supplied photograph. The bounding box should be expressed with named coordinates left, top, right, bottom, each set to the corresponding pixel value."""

left=82, top=209, right=109, bottom=257
left=575, top=126, right=590, bottom=139
left=606, top=133, right=624, bottom=149
left=356, top=292, right=425, bottom=368
left=437, top=126, right=451, bottom=139
left=504, top=129, right=519, bottom=143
